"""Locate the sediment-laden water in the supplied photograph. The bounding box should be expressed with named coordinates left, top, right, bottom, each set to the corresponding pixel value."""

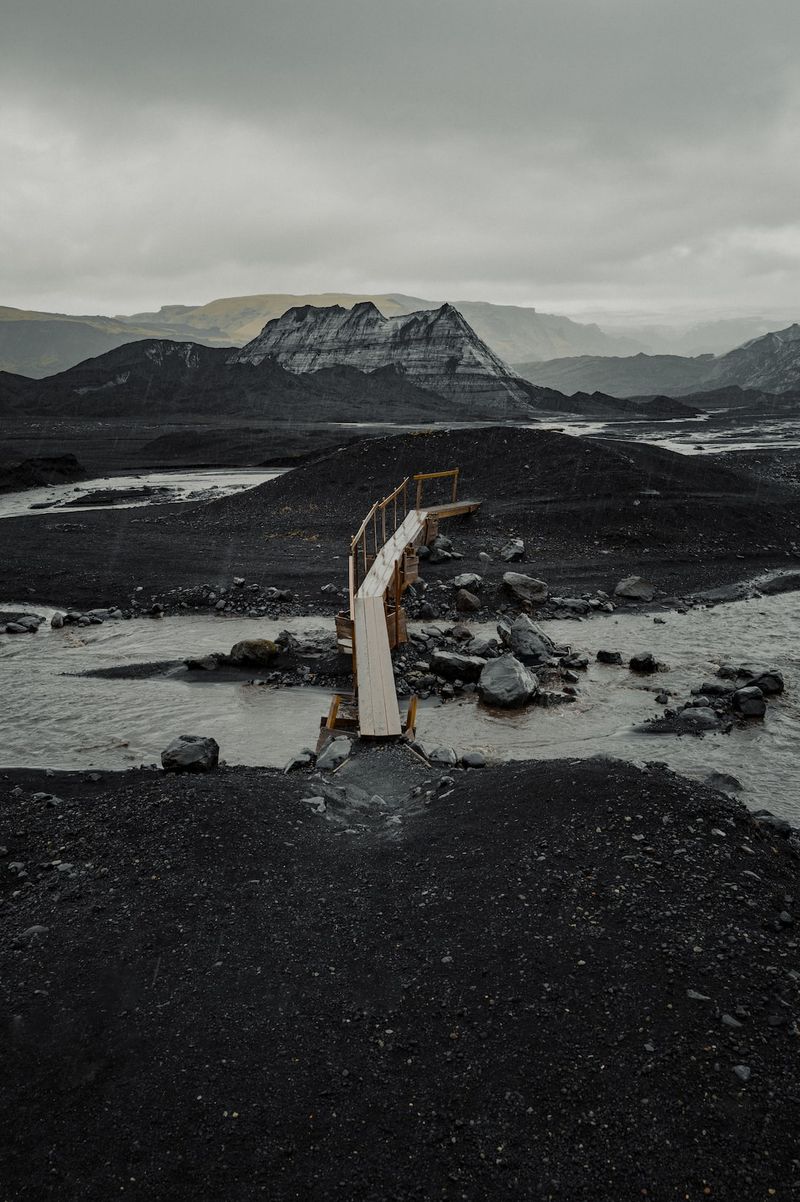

left=0, top=467, right=285, bottom=520
left=2, top=595, right=797, bottom=820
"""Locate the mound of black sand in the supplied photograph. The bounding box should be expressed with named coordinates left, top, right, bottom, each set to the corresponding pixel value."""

left=0, top=453, right=84, bottom=494
left=2, top=426, right=799, bottom=608
left=1, top=756, right=798, bottom=1200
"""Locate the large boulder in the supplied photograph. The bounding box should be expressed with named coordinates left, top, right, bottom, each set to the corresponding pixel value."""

left=742, top=669, right=784, bottom=696
left=502, top=572, right=548, bottom=606
left=500, top=538, right=525, bottom=562
left=228, top=638, right=278, bottom=667
left=429, top=650, right=487, bottom=682
left=162, top=734, right=220, bottom=773
left=614, top=576, right=655, bottom=602
left=733, top=686, right=767, bottom=717
left=478, top=654, right=538, bottom=707
left=455, top=589, right=481, bottom=613
left=507, top=614, right=555, bottom=665
left=629, top=652, right=659, bottom=674
left=453, top=573, right=482, bottom=590
left=316, top=736, right=352, bottom=770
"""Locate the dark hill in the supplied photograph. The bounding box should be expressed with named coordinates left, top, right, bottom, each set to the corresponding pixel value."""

left=3, top=426, right=798, bottom=608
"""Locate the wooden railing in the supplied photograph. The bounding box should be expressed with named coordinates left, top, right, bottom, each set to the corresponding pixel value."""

left=349, top=477, right=410, bottom=598
left=348, top=469, right=462, bottom=599
left=414, top=468, right=459, bottom=509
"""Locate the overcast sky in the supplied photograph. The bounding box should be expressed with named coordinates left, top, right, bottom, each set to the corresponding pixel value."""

left=2, top=0, right=799, bottom=323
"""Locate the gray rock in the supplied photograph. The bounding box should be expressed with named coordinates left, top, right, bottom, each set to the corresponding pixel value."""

left=721, top=1013, right=743, bottom=1029
left=500, top=538, right=525, bottom=562
left=461, top=751, right=486, bottom=768
left=752, top=812, right=792, bottom=836
left=677, top=706, right=722, bottom=732
left=561, top=653, right=589, bottom=670
left=552, top=596, right=591, bottom=614
left=705, top=771, right=743, bottom=794
left=161, top=734, right=220, bottom=773
left=50, top=612, right=65, bottom=629
left=429, top=650, right=487, bottom=682
left=284, top=749, right=315, bottom=773
left=743, top=669, right=784, bottom=696
left=228, top=638, right=279, bottom=667
left=614, top=576, right=655, bottom=602
left=455, top=589, right=481, bottom=613
left=502, top=572, right=548, bottom=606
left=507, top=614, right=555, bottom=665
left=733, top=1064, right=751, bottom=1083
left=597, top=649, right=623, bottom=665
left=478, top=653, right=538, bottom=707
left=465, top=634, right=497, bottom=657
left=15, top=925, right=49, bottom=945
left=686, top=989, right=711, bottom=1001
left=316, top=737, right=352, bottom=771
left=629, top=652, right=659, bottom=674
left=429, top=746, right=458, bottom=766
left=453, top=573, right=482, bottom=589
left=733, top=686, right=766, bottom=717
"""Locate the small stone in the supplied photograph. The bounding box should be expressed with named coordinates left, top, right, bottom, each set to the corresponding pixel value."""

left=686, top=989, right=711, bottom=1001
left=733, top=1064, right=751, bottom=1083
left=721, top=1013, right=743, bottom=1029
left=597, top=650, right=623, bottom=665
left=461, top=751, right=486, bottom=768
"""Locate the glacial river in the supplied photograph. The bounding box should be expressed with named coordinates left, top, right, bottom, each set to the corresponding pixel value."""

left=2, top=595, right=798, bottom=822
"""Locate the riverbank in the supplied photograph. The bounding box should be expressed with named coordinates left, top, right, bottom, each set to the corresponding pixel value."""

left=1, top=754, right=798, bottom=1201
left=2, top=426, right=799, bottom=611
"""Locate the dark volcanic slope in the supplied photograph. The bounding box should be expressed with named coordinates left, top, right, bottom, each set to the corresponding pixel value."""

left=2, top=426, right=799, bottom=608
left=0, top=339, right=484, bottom=423
left=1, top=757, right=799, bottom=1201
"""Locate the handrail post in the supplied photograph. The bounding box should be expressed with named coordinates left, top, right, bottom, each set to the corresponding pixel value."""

left=416, top=477, right=423, bottom=510
left=452, top=469, right=459, bottom=503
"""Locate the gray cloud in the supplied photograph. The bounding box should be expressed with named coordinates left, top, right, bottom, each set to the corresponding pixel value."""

left=2, top=0, right=799, bottom=319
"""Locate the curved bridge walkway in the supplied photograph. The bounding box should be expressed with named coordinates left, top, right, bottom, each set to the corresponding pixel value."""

left=329, top=470, right=481, bottom=740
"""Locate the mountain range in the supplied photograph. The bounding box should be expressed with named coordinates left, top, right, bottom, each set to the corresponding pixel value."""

left=0, top=303, right=696, bottom=425
left=515, top=324, right=800, bottom=398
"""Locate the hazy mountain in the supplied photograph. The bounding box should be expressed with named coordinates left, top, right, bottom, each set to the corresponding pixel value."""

left=0, top=293, right=647, bottom=377
left=0, top=329, right=690, bottom=426
left=515, top=324, right=800, bottom=398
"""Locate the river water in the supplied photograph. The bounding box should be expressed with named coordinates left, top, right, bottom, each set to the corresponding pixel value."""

left=1, top=596, right=797, bottom=821
left=0, top=467, right=285, bottom=520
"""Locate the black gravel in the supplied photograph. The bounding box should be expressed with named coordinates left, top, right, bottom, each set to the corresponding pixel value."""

left=1, top=755, right=799, bottom=1201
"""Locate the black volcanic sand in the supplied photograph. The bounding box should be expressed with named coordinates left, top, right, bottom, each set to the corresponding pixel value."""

left=2, top=426, right=799, bottom=610
left=0, top=453, right=85, bottom=495
left=1, top=754, right=799, bottom=1201
left=0, top=418, right=371, bottom=477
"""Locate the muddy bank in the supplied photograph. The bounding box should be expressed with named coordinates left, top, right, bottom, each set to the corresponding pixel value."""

left=1, top=426, right=799, bottom=611
left=1, top=754, right=799, bottom=1201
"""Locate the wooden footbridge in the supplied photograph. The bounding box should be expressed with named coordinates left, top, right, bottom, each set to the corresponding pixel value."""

left=323, top=469, right=481, bottom=741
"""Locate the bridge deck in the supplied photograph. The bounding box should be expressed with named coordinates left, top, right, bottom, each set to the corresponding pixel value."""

left=353, top=500, right=482, bottom=737
left=353, top=510, right=425, bottom=737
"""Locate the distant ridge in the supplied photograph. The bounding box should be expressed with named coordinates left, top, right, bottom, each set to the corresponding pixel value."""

left=515, top=323, right=800, bottom=398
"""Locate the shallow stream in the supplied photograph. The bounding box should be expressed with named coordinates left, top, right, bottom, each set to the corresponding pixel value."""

left=0, top=467, right=285, bottom=520
left=1, top=595, right=798, bottom=821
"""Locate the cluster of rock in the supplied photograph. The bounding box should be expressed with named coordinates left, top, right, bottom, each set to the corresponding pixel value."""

left=137, top=578, right=301, bottom=619
left=641, top=663, right=785, bottom=736
left=2, top=612, right=46, bottom=634
left=391, top=613, right=582, bottom=708
left=185, top=628, right=350, bottom=687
